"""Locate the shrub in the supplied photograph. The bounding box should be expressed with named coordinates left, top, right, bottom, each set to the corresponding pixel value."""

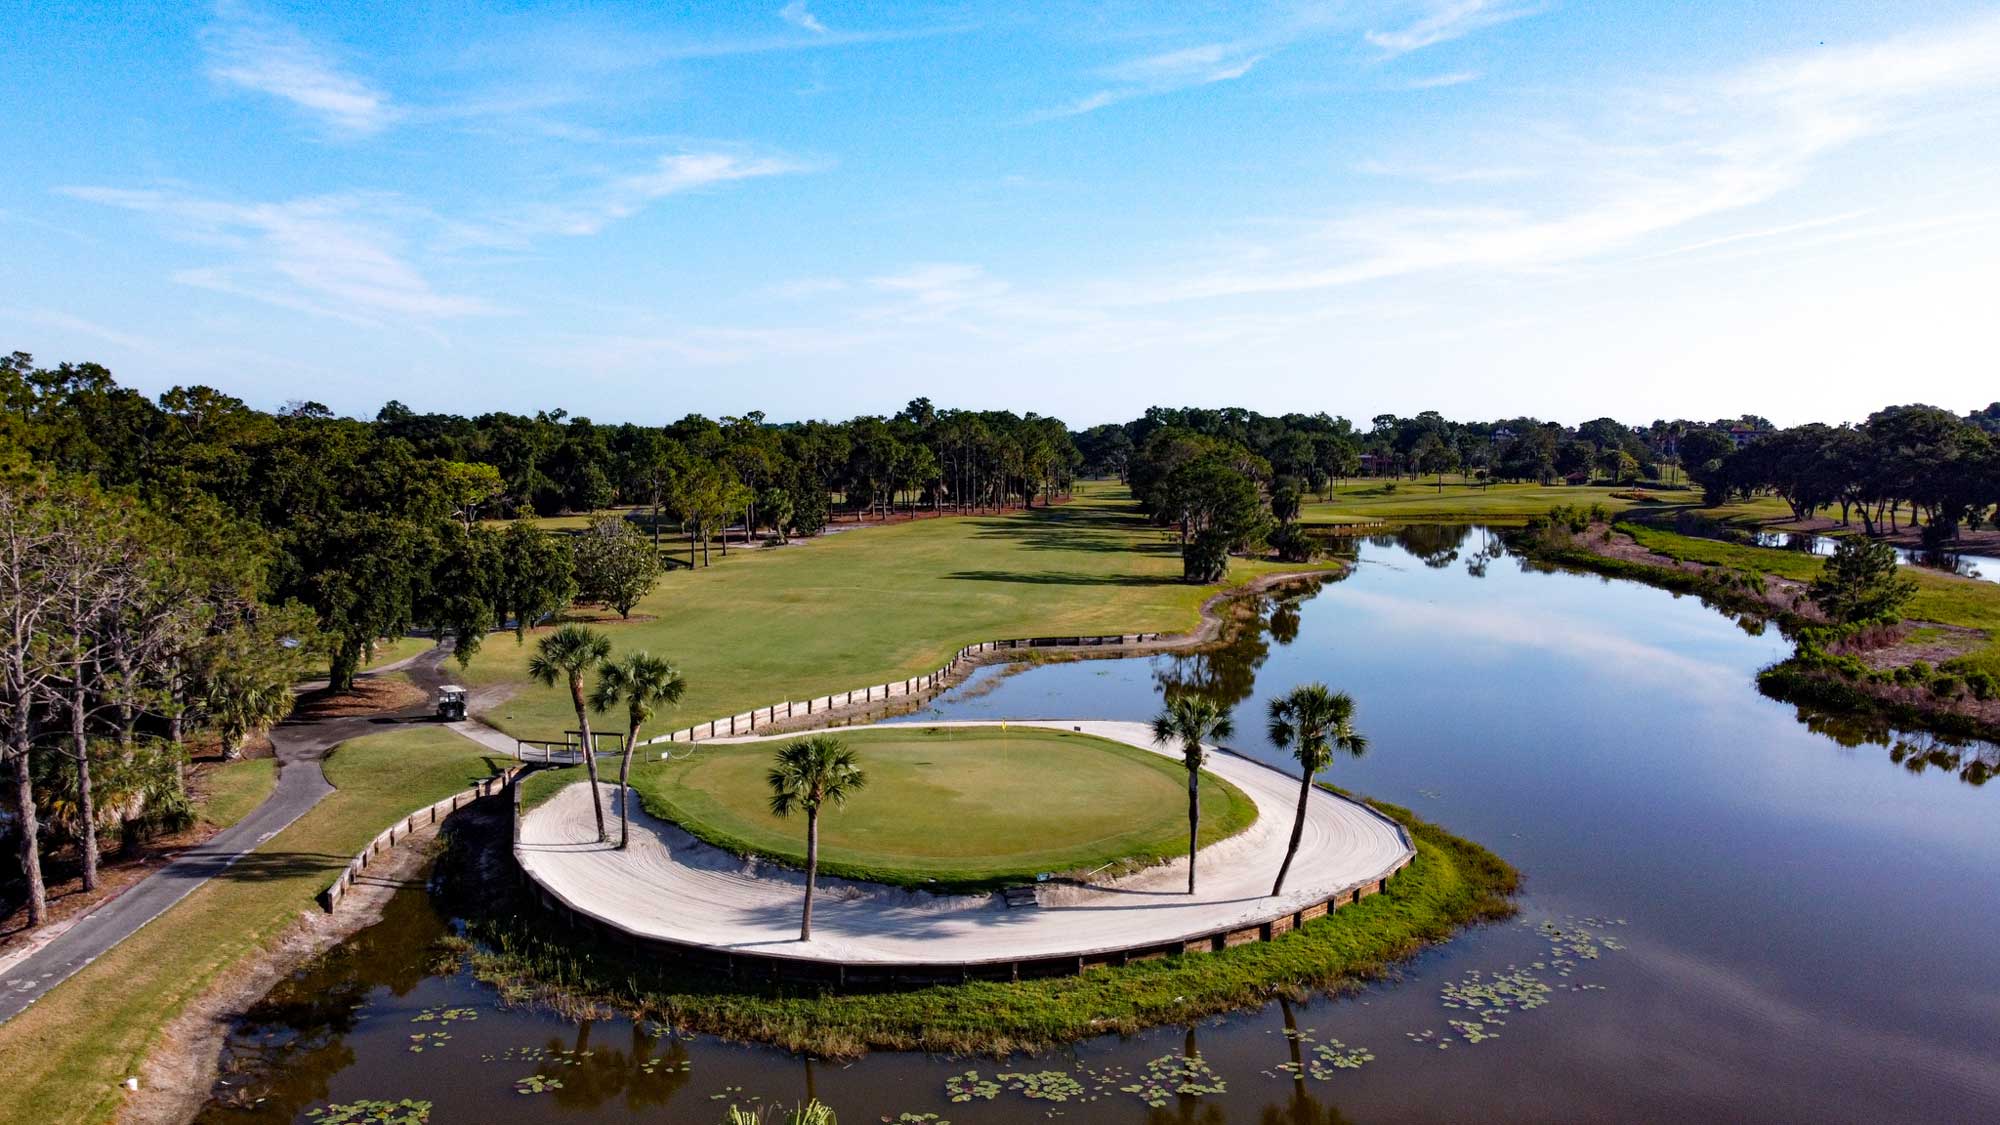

left=1182, top=530, right=1232, bottom=583
left=1268, top=523, right=1319, bottom=564
left=1809, top=537, right=1917, bottom=624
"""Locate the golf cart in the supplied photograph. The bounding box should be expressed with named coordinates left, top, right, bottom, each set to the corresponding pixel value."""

left=435, top=684, right=468, bottom=721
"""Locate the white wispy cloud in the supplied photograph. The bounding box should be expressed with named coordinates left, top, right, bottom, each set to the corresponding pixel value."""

left=201, top=3, right=399, bottom=136
left=1098, top=12, right=2000, bottom=304
left=59, top=187, right=489, bottom=323
left=1366, top=1, right=1540, bottom=56
left=1402, top=70, right=1481, bottom=89
left=778, top=1, right=828, bottom=35
left=497, top=152, right=815, bottom=240
left=1041, top=41, right=1266, bottom=119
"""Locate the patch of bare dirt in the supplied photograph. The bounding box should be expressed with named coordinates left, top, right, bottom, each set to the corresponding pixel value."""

left=293, top=677, right=426, bottom=720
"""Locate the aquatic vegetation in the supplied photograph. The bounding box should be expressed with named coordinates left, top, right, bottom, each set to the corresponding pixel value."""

left=944, top=1068, right=1086, bottom=1103
left=1415, top=916, right=1628, bottom=1047
left=513, top=1074, right=564, bottom=1094
left=1121, top=1052, right=1227, bottom=1108
left=943, top=1070, right=999, bottom=1102
left=639, top=1054, right=693, bottom=1074
left=304, top=1099, right=432, bottom=1124
left=881, top=1115, right=952, bottom=1124
left=409, top=1006, right=478, bottom=1024
left=1272, top=1027, right=1375, bottom=1079
left=405, top=1030, right=451, bottom=1053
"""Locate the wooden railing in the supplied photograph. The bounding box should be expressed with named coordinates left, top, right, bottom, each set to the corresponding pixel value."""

left=644, top=633, right=1165, bottom=746
left=317, top=765, right=527, bottom=912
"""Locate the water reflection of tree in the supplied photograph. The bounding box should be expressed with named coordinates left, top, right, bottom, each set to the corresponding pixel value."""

left=1795, top=709, right=1998, bottom=786
left=543, top=1020, right=695, bottom=1113
left=1141, top=1027, right=1227, bottom=1125
left=1254, top=998, right=1356, bottom=1125
left=1463, top=529, right=1507, bottom=578
left=1156, top=595, right=1289, bottom=710
left=201, top=888, right=450, bottom=1122
left=1375, top=524, right=1471, bottom=569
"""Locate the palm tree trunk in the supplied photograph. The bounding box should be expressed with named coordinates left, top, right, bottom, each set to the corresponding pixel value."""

left=572, top=684, right=606, bottom=841
left=1271, top=773, right=1312, bottom=896
left=1186, top=764, right=1200, bottom=894
left=617, top=723, right=637, bottom=849
left=801, top=809, right=819, bottom=940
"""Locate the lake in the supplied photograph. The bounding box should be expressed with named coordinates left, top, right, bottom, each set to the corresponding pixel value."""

left=197, top=526, right=2000, bottom=1124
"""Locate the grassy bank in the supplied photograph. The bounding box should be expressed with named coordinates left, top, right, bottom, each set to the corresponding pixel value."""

left=1519, top=519, right=2000, bottom=738
left=459, top=794, right=1515, bottom=1057
left=463, top=482, right=1342, bottom=741
left=192, top=758, right=278, bottom=831
left=0, top=726, right=508, bottom=1125
left=524, top=726, right=1258, bottom=892
left=1622, top=523, right=2000, bottom=677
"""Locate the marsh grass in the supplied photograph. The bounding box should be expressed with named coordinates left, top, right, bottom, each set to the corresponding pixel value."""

left=461, top=794, right=1516, bottom=1058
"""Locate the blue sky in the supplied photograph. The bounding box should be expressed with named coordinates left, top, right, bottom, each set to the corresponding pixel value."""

left=4, top=2, right=1998, bottom=426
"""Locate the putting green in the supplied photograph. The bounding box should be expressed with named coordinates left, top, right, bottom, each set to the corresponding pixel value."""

left=629, top=725, right=1258, bottom=891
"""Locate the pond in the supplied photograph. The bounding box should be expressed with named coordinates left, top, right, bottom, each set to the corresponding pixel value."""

left=1750, top=528, right=2000, bottom=583
left=198, top=526, right=2000, bottom=1124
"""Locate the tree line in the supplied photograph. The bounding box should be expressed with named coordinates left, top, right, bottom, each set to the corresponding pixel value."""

left=1685, top=403, right=2000, bottom=546
left=0, top=351, right=1084, bottom=927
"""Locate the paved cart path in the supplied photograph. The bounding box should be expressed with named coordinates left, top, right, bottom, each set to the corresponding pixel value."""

left=0, top=647, right=457, bottom=1025
left=516, top=720, right=1412, bottom=965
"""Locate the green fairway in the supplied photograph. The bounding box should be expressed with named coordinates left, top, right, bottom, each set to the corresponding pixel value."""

left=465, top=482, right=1341, bottom=741
left=0, top=726, right=507, bottom=1125
left=1298, top=479, right=1706, bottom=525
left=605, top=726, right=1256, bottom=890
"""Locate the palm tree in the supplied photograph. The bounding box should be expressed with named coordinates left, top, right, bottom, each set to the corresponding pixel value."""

left=1151, top=694, right=1235, bottom=894
left=589, top=651, right=687, bottom=849
left=205, top=665, right=294, bottom=760
left=529, top=624, right=613, bottom=842
left=1266, top=683, right=1368, bottom=896
left=766, top=736, right=866, bottom=941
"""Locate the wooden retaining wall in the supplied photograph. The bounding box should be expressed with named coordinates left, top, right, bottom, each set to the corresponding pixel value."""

left=643, top=633, right=1165, bottom=747
left=510, top=780, right=1416, bottom=988
left=317, top=765, right=527, bottom=912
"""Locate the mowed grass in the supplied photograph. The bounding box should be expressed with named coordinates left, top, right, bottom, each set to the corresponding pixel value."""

left=1299, top=479, right=1704, bottom=525
left=468, top=792, right=1517, bottom=1057
left=193, top=757, right=277, bottom=830
left=0, top=726, right=507, bottom=1125
left=465, top=482, right=1342, bottom=741
left=1624, top=523, right=2000, bottom=675
left=299, top=634, right=435, bottom=682
left=597, top=726, right=1257, bottom=891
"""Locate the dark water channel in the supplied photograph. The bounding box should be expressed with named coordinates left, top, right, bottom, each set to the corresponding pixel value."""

left=198, top=526, right=2000, bottom=1124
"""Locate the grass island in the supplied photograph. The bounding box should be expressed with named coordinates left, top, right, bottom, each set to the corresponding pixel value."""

left=525, top=725, right=1258, bottom=892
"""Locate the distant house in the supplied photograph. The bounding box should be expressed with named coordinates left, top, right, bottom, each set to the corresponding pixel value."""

left=1359, top=451, right=1397, bottom=475
left=1724, top=425, right=1769, bottom=450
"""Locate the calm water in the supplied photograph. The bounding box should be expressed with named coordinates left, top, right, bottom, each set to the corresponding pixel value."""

left=199, top=527, right=2000, bottom=1124
left=1751, top=528, right=2000, bottom=583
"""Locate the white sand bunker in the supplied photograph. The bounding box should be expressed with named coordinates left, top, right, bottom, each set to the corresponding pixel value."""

left=515, top=720, right=1413, bottom=967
